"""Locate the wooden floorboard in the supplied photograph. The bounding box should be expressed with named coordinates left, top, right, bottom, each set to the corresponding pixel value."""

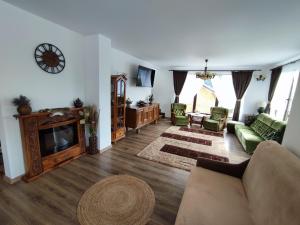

left=0, top=119, right=248, bottom=225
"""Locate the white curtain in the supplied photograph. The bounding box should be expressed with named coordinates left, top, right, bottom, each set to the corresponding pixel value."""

left=271, top=62, right=300, bottom=120
left=211, top=74, right=236, bottom=116
left=180, top=73, right=203, bottom=103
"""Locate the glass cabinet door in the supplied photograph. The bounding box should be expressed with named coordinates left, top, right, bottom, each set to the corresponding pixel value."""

left=116, top=79, right=125, bottom=128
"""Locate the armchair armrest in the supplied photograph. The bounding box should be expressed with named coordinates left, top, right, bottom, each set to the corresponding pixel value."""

left=203, top=116, right=209, bottom=121
left=196, top=158, right=250, bottom=178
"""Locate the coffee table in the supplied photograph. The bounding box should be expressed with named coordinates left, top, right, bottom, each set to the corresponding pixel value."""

left=188, top=113, right=210, bottom=127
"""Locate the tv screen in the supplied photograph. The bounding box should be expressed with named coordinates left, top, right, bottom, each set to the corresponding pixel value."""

left=136, top=66, right=155, bottom=87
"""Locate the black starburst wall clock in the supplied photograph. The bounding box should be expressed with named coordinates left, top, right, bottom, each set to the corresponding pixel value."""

left=34, top=43, right=65, bottom=74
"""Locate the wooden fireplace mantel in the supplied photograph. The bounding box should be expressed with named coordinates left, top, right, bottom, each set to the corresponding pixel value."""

left=16, top=107, right=86, bottom=182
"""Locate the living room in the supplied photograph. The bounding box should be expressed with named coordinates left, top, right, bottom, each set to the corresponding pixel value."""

left=0, top=0, right=300, bottom=225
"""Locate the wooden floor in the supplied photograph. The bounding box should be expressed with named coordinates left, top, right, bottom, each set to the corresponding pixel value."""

left=0, top=119, right=248, bottom=225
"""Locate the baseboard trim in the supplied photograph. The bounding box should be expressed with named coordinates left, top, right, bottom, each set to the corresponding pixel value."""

left=3, top=174, right=22, bottom=184
left=100, top=145, right=112, bottom=153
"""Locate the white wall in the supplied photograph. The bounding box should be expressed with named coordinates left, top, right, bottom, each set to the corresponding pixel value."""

left=0, top=1, right=85, bottom=179
left=240, top=70, right=270, bottom=120
left=98, top=36, right=112, bottom=150
left=153, top=70, right=174, bottom=117
left=282, top=62, right=300, bottom=157
left=111, top=48, right=156, bottom=104
left=83, top=35, right=112, bottom=151
left=283, top=74, right=300, bottom=157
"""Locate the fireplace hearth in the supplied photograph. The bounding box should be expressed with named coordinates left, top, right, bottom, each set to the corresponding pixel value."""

left=39, top=122, right=79, bottom=157
left=16, top=108, right=86, bottom=182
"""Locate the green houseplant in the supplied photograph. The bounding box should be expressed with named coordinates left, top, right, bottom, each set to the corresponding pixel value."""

left=126, top=98, right=133, bottom=107
left=73, top=98, right=83, bottom=108
left=148, top=94, right=154, bottom=104
left=84, top=105, right=99, bottom=154
left=12, top=95, right=32, bottom=115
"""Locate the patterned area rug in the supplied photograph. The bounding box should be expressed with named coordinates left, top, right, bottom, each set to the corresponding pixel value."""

left=161, top=132, right=212, bottom=145
left=179, top=127, right=224, bottom=137
left=137, top=126, right=246, bottom=171
left=160, top=144, right=229, bottom=162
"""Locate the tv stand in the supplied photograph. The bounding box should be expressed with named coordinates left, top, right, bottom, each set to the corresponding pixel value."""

left=126, top=103, right=159, bottom=133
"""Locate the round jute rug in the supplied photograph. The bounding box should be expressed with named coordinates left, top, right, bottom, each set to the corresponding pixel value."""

left=77, top=175, right=155, bottom=225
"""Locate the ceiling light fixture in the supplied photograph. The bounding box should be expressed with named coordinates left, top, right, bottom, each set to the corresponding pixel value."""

left=256, top=74, right=266, bottom=81
left=196, top=59, right=216, bottom=80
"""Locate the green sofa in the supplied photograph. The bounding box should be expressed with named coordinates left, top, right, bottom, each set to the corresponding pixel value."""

left=235, top=113, right=286, bottom=154
left=171, top=103, right=189, bottom=126
left=203, top=107, right=229, bottom=132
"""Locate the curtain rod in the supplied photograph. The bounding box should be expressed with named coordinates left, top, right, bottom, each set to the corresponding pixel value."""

left=168, top=69, right=261, bottom=72
left=272, top=58, right=300, bottom=70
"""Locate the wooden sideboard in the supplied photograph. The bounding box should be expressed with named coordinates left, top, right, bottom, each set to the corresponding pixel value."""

left=126, top=103, right=160, bottom=133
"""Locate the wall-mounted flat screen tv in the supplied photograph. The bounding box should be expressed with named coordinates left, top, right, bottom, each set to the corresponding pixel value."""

left=136, top=65, right=155, bottom=87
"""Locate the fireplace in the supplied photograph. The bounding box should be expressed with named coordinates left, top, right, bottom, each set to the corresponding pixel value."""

left=16, top=108, right=86, bottom=182
left=39, top=123, right=79, bottom=157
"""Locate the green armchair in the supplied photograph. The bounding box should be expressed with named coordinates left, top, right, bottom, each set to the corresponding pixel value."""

left=171, top=103, right=189, bottom=126
left=203, top=107, right=229, bottom=132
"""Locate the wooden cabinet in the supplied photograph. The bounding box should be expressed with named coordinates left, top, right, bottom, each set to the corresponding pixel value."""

left=126, top=103, right=160, bottom=133
left=16, top=108, right=86, bottom=182
left=111, top=75, right=127, bottom=143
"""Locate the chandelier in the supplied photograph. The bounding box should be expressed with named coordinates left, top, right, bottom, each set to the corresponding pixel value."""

left=196, top=59, right=216, bottom=80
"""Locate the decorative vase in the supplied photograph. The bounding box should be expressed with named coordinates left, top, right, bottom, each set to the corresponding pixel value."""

left=88, top=136, right=98, bottom=154
left=17, top=105, right=32, bottom=115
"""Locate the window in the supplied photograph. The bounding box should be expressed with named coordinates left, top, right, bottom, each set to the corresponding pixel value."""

left=180, top=73, right=236, bottom=116
left=271, top=69, right=299, bottom=121
left=211, top=74, right=236, bottom=117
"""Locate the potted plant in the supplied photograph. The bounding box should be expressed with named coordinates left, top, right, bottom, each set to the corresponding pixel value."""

left=73, top=98, right=83, bottom=108
left=148, top=94, right=154, bottom=104
left=126, top=98, right=133, bottom=107
left=85, top=105, right=99, bottom=154
left=12, top=95, right=32, bottom=115
left=257, top=106, right=265, bottom=114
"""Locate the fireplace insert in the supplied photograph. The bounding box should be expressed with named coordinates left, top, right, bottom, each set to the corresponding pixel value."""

left=39, top=122, right=78, bottom=157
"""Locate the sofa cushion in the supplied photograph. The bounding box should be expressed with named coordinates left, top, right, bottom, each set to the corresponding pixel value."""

left=250, top=119, right=271, bottom=138
left=243, top=141, right=300, bottom=225
left=203, top=119, right=219, bottom=131
left=235, top=124, right=252, bottom=131
left=249, top=114, right=286, bottom=142
left=211, top=113, right=222, bottom=121
left=175, top=115, right=188, bottom=120
left=270, top=120, right=286, bottom=131
left=175, top=167, right=254, bottom=225
left=235, top=126, right=264, bottom=154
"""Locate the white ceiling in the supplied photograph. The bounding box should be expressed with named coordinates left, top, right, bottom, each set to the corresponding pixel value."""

left=4, top=0, right=300, bottom=69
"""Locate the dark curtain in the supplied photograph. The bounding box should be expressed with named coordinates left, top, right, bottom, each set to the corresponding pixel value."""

left=150, top=70, right=155, bottom=87
left=173, top=71, right=188, bottom=103
left=232, top=71, right=253, bottom=121
left=215, top=97, right=219, bottom=107
left=192, top=94, right=197, bottom=112
left=264, top=66, right=282, bottom=113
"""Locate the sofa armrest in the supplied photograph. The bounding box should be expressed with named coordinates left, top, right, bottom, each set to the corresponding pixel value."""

left=196, top=158, right=250, bottom=178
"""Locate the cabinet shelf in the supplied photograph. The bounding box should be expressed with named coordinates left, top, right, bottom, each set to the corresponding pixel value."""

left=111, top=74, right=127, bottom=143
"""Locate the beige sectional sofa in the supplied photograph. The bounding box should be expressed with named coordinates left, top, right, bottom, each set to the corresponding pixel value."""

left=175, top=141, right=300, bottom=225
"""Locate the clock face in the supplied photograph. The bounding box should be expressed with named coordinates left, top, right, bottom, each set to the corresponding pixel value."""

left=34, top=43, right=65, bottom=74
